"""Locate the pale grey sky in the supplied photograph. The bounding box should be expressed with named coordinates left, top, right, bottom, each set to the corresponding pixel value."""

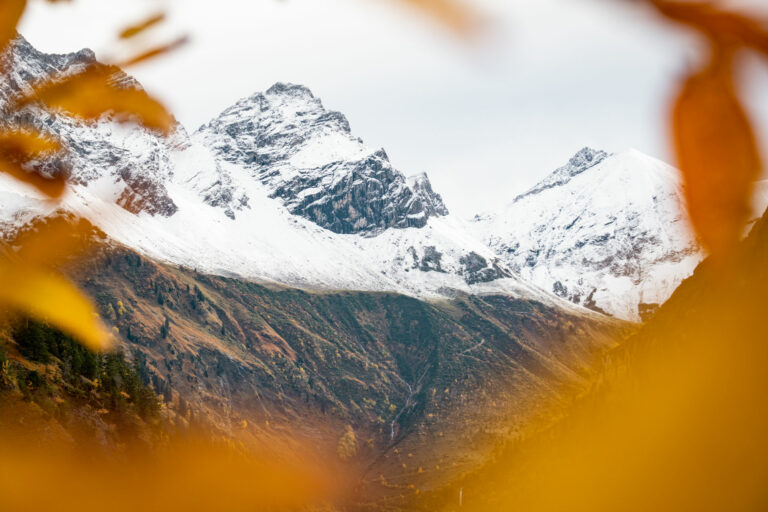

left=18, top=0, right=768, bottom=216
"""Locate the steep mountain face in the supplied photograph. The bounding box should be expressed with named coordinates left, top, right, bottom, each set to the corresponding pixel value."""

left=4, top=36, right=755, bottom=324
left=0, top=36, right=181, bottom=217
left=513, top=147, right=610, bottom=202
left=195, top=83, right=447, bottom=235
left=63, top=236, right=621, bottom=510
left=472, top=148, right=704, bottom=321
left=0, top=37, right=526, bottom=304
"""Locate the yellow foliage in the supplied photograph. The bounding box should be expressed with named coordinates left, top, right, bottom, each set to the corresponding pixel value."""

left=0, top=129, right=66, bottom=197
left=119, top=12, right=166, bottom=39
left=0, top=0, right=184, bottom=355
left=0, top=436, right=339, bottom=512
left=336, top=425, right=358, bottom=461
left=0, top=263, right=111, bottom=351
left=394, top=0, right=482, bottom=36
left=16, top=66, right=175, bottom=135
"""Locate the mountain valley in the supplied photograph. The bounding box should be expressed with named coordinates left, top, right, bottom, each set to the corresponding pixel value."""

left=1, top=34, right=766, bottom=511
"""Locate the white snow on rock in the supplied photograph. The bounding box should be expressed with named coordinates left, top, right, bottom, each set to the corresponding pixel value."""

left=470, top=148, right=768, bottom=321
left=5, top=37, right=766, bottom=322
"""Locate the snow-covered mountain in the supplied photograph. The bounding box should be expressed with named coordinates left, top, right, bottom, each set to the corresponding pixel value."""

left=0, top=36, right=553, bottom=308
left=472, top=148, right=702, bottom=321
left=194, top=83, right=449, bottom=234
left=4, top=36, right=761, bottom=322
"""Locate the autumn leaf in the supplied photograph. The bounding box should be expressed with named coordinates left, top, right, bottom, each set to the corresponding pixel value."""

left=11, top=216, right=98, bottom=268
left=115, top=36, right=189, bottom=68
left=16, top=66, right=175, bottom=135
left=0, top=0, right=25, bottom=61
left=650, top=1, right=768, bottom=55
left=0, top=262, right=111, bottom=351
left=394, top=0, right=482, bottom=36
left=650, top=1, right=766, bottom=255
left=0, top=129, right=67, bottom=197
left=0, top=216, right=109, bottom=351
left=671, top=51, right=761, bottom=255
left=119, top=12, right=166, bottom=39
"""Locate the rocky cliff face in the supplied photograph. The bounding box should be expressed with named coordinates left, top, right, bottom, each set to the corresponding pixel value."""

left=1, top=36, right=180, bottom=217
left=195, top=83, right=448, bottom=235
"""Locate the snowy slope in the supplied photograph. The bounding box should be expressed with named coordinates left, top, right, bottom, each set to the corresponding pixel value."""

left=5, top=36, right=761, bottom=322
left=0, top=36, right=565, bottom=311
left=194, top=82, right=449, bottom=235
left=471, top=148, right=768, bottom=321
left=0, top=154, right=555, bottom=307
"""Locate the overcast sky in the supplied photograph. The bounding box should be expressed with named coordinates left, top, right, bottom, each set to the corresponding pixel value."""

left=18, top=0, right=768, bottom=216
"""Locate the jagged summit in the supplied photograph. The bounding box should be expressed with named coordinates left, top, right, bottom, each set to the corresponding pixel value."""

left=5, top=36, right=757, bottom=321
left=407, top=172, right=449, bottom=217
left=514, top=147, right=609, bottom=202
left=0, top=36, right=525, bottom=303
left=1, top=38, right=448, bottom=234
left=195, top=81, right=447, bottom=235
left=0, top=35, right=96, bottom=98
left=265, top=81, right=316, bottom=100
left=473, top=148, right=701, bottom=320
left=0, top=35, right=179, bottom=217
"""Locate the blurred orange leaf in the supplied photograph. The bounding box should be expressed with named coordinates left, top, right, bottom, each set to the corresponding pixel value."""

left=672, top=52, right=761, bottom=255
left=651, top=0, right=766, bottom=255
left=0, top=262, right=111, bottom=351
left=11, top=217, right=96, bottom=268
left=0, top=0, right=25, bottom=59
left=119, top=12, right=166, bottom=39
left=395, top=0, right=481, bottom=36
left=17, top=66, right=175, bottom=135
left=115, top=36, right=189, bottom=68
left=0, top=130, right=66, bottom=197
left=0, top=435, right=339, bottom=512
left=651, top=1, right=768, bottom=55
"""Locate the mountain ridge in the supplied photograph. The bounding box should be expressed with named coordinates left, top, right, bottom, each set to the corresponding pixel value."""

left=3, top=36, right=761, bottom=322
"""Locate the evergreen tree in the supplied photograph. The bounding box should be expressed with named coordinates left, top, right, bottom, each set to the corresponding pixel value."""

left=160, top=316, right=171, bottom=338
left=163, top=377, right=173, bottom=404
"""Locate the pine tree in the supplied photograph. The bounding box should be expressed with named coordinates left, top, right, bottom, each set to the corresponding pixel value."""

left=163, top=377, right=173, bottom=404
left=160, top=317, right=171, bottom=338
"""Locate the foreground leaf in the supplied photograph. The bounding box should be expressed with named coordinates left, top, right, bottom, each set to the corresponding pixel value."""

left=115, top=36, right=189, bottom=68
left=651, top=1, right=768, bottom=55
left=119, top=12, right=166, bottom=39
left=11, top=216, right=97, bottom=268
left=17, top=66, right=175, bottom=135
left=395, top=0, right=481, bottom=36
left=672, top=52, right=760, bottom=255
left=0, top=130, right=66, bottom=197
left=0, top=0, right=25, bottom=61
left=0, top=262, right=111, bottom=351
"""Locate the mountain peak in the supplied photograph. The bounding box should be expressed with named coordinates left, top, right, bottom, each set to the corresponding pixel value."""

left=475, top=145, right=699, bottom=321
left=514, top=147, right=609, bottom=202
left=567, top=146, right=608, bottom=171
left=1, top=35, right=179, bottom=217
left=407, top=172, right=449, bottom=217
left=196, top=82, right=447, bottom=235
left=266, top=81, right=315, bottom=99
